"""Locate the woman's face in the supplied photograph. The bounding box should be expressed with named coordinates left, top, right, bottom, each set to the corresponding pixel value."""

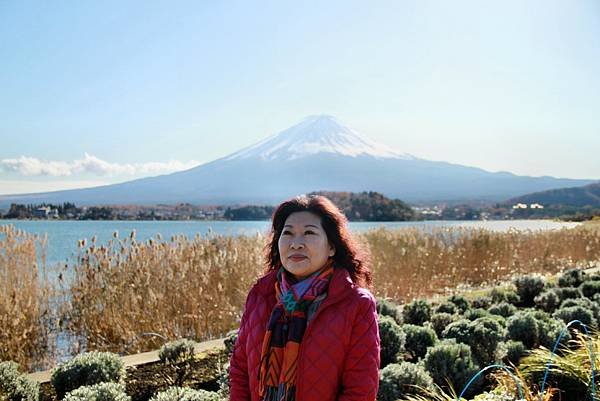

left=278, top=211, right=335, bottom=280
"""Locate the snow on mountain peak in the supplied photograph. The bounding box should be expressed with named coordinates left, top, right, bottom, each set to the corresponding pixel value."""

left=224, top=115, right=415, bottom=161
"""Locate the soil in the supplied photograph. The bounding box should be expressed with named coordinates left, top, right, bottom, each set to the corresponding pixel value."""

left=39, top=348, right=229, bottom=401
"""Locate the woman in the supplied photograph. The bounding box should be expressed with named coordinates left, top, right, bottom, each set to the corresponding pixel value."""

left=229, top=194, right=380, bottom=401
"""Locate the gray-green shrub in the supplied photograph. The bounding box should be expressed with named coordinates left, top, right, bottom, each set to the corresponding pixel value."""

left=558, top=268, right=585, bottom=288
left=51, top=352, right=125, bottom=399
left=402, top=299, right=432, bottom=325
left=62, top=383, right=129, bottom=401
left=148, top=386, right=221, bottom=401
left=488, top=302, right=517, bottom=318
left=442, top=317, right=505, bottom=366
left=377, top=362, right=433, bottom=401
left=488, top=288, right=520, bottom=305
left=471, top=296, right=492, bottom=310
left=158, top=339, right=196, bottom=363
left=402, top=324, right=437, bottom=362
left=378, top=315, right=406, bottom=368
left=579, top=280, right=600, bottom=299
left=223, top=330, right=238, bottom=357
left=433, top=301, right=456, bottom=315
left=506, top=311, right=540, bottom=349
left=377, top=298, right=402, bottom=324
left=553, top=305, right=596, bottom=328
left=429, top=313, right=457, bottom=338
left=448, top=295, right=470, bottom=313
left=0, top=361, right=39, bottom=401
left=514, top=275, right=545, bottom=306
left=423, top=340, right=480, bottom=396
left=534, top=289, right=560, bottom=313
left=553, top=287, right=582, bottom=303
left=501, top=340, right=526, bottom=366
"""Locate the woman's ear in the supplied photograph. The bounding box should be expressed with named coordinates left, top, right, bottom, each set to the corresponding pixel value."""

left=329, top=244, right=335, bottom=257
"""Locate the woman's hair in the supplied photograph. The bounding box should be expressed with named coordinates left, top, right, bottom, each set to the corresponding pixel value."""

left=264, top=194, right=372, bottom=289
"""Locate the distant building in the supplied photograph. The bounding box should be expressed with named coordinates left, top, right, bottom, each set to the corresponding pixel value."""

left=512, top=203, right=528, bottom=209
left=33, top=206, right=58, bottom=218
left=530, top=203, right=544, bottom=209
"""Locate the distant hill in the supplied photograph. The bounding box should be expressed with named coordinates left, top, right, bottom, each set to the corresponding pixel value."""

left=309, top=191, right=415, bottom=221
left=507, top=181, right=600, bottom=207
left=0, top=115, right=595, bottom=207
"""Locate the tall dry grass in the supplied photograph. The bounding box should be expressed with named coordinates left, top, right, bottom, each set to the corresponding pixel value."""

left=2, top=222, right=600, bottom=370
left=365, top=225, right=600, bottom=300
left=0, top=225, right=56, bottom=371
left=61, top=231, right=264, bottom=356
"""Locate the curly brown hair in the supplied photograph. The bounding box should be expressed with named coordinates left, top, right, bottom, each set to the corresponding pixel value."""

left=264, top=194, right=372, bottom=289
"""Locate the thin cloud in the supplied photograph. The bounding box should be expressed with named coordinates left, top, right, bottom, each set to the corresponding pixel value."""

left=0, top=153, right=201, bottom=177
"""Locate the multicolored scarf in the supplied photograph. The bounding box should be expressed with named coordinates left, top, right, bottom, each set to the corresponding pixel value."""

left=258, top=261, right=334, bottom=401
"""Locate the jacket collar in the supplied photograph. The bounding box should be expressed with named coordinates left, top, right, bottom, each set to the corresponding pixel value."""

left=255, top=265, right=354, bottom=300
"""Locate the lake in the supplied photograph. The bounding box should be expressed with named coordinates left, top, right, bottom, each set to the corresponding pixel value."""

left=0, top=219, right=581, bottom=267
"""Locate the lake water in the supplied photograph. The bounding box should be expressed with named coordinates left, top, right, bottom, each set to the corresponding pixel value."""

left=0, top=219, right=581, bottom=267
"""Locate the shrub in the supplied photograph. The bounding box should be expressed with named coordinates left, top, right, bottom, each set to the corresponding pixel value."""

left=553, top=306, right=596, bottom=328
left=463, top=308, right=492, bottom=321
left=402, top=299, right=432, bottom=325
left=0, top=361, right=39, bottom=401
left=378, top=315, right=406, bottom=368
left=62, top=383, right=129, bottom=401
left=506, top=311, right=540, bottom=349
left=377, top=299, right=402, bottom=324
left=553, top=287, right=582, bottom=303
left=500, top=340, right=526, bottom=366
left=514, top=275, right=545, bottom=306
left=402, top=324, right=437, bottom=362
left=149, top=387, right=221, bottom=401
left=579, top=280, right=600, bottom=299
left=433, top=301, right=456, bottom=315
left=51, top=352, right=125, bottom=399
left=488, top=302, right=517, bottom=318
left=377, top=362, right=433, bottom=401
left=158, top=339, right=196, bottom=363
left=471, top=296, right=492, bottom=310
left=223, top=330, right=238, bottom=357
left=448, top=295, right=470, bottom=313
left=534, top=289, right=560, bottom=313
left=561, top=297, right=600, bottom=322
left=429, top=313, right=457, bottom=338
left=423, top=340, right=479, bottom=396
left=488, top=288, right=520, bottom=305
left=558, top=268, right=585, bottom=288
left=442, top=318, right=504, bottom=366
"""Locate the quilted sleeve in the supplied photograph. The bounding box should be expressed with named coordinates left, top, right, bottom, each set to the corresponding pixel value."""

left=229, top=288, right=256, bottom=401
left=338, top=291, right=381, bottom=401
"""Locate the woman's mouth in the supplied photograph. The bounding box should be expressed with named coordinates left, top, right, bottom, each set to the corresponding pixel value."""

left=289, top=255, right=307, bottom=261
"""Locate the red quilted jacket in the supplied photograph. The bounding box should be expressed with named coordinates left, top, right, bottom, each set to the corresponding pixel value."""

left=229, top=267, right=380, bottom=401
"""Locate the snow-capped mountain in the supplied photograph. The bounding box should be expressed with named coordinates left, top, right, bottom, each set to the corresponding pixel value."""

left=0, top=116, right=595, bottom=207
left=225, top=115, right=414, bottom=161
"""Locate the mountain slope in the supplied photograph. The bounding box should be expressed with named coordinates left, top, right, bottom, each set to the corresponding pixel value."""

left=0, top=115, right=595, bottom=207
left=507, top=181, right=600, bottom=207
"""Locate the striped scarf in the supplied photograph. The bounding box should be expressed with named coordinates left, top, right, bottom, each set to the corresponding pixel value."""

left=258, top=261, right=334, bottom=401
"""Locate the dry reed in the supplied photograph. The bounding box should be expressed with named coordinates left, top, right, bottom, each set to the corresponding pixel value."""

left=3, top=222, right=600, bottom=371
left=0, top=224, right=56, bottom=371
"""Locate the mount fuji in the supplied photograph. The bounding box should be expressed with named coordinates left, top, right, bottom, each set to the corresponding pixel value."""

left=0, top=115, right=595, bottom=207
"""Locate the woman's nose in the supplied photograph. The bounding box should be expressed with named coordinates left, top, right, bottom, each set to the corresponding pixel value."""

left=291, top=240, right=304, bottom=249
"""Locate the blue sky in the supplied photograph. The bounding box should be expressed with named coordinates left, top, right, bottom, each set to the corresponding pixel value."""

left=1, top=0, right=599, bottom=195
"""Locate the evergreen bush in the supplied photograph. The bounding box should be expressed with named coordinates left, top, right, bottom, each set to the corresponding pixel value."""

left=378, top=315, right=406, bottom=368
left=51, top=352, right=126, bottom=399
left=423, top=340, right=480, bottom=396
left=488, top=302, right=517, bottom=318
left=158, top=339, right=196, bottom=364
left=557, top=268, right=585, bottom=288
left=433, top=301, right=456, bottom=315
left=506, top=311, right=540, bottom=349
left=223, top=330, right=238, bottom=357
left=442, top=317, right=504, bottom=366
left=513, top=275, right=545, bottom=306
left=448, top=295, right=470, bottom=313
left=62, top=383, right=129, bottom=401
left=579, top=280, right=600, bottom=299
left=488, top=288, right=520, bottom=305
left=377, top=362, right=433, bottom=401
left=376, top=298, right=402, bottom=324
left=0, top=361, right=39, bottom=401
left=500, top=340, right=526, bottom=366
left=148, top=387, right=221, bottom=401
left=471, top=296, right=492, bottom=310
left=553, top=287, right=582, bottom=303
left=401, top=324, right=437, bottom=362
left=402, top=299, right=432, bottom=325
left=534, top=289, right=560, bottom=313
left=429, top=313, right=457, bottom=338
left=553, top=305, right=596, bottom=328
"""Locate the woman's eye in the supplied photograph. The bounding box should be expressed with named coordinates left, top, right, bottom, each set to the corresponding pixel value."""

left=282, top=230, right=292, bottom=235
left=305, top=230, right=315, bottom=235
